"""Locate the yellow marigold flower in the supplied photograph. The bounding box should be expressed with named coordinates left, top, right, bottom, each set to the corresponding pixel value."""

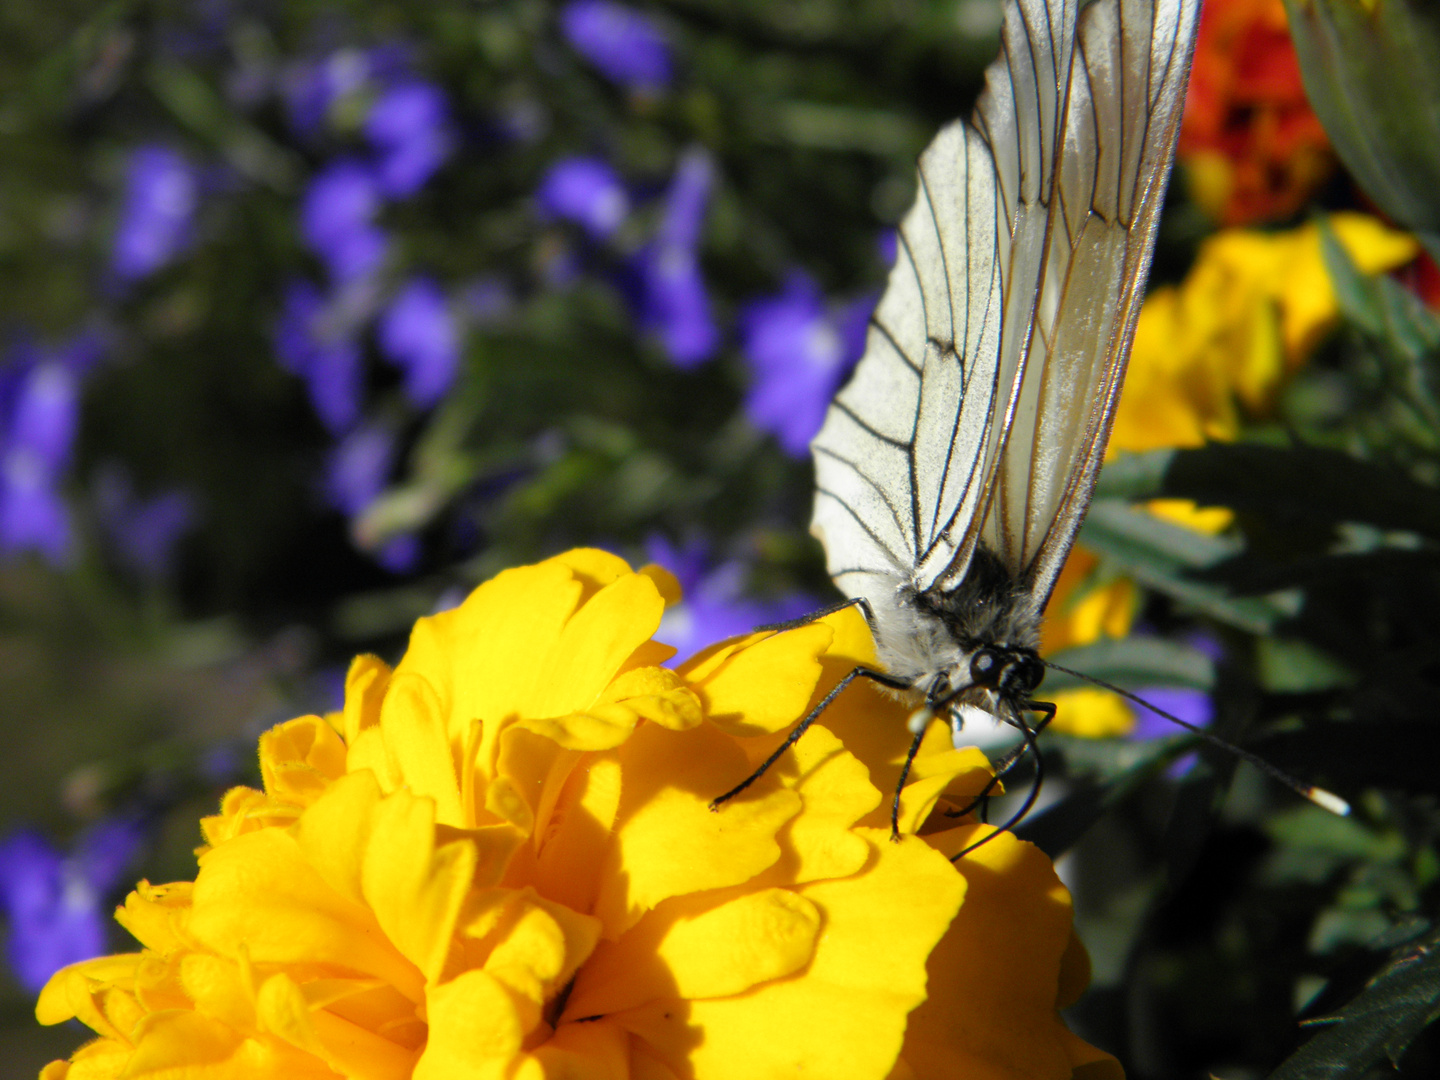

left=37, top=550, right=1114, bottom=1080
left=1038, top=548, right=1140, bottom=738
left=1116, top=212, right=1417, bottom=450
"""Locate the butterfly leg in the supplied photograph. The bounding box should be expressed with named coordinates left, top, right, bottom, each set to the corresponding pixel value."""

left=945, top=698, right=1057, bottom=821
left=710, top=664, right=908, bottom=811
left=953, top=711, right=1046, bottom=862
left=752, top=596, right=876, bottom=634
left=889, top=726, right=927, bottom=842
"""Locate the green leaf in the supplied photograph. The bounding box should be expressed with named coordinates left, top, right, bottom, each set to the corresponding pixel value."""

left=1078, top=500, right=1297, bottom=634
left=1268, top=927, right=1440, bottom=1079
left=1092, top=448, right=1175, bottom=501
left=1256, top=637, right=1354, bottom=693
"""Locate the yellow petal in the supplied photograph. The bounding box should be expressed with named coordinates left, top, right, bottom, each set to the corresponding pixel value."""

left=618, top=829, right=964, bottom=1080
left=684, top=623, right=832, bottom=736
left=743, top=723, right=878, bottom=886
left=530, top=753, right=624, bottom=916
left=518, top=707, right=640, bottom=752
left=564, top=888, right=820, bottom=1019
left=1145, top=499, right=1234, bottom=534
left=47, top=1038, right=132, bottom=1080
left=531, top=572, right=667, bottom=719
left=257, top=972, right=419, bottom=1080
left=343, top=654, right=393, bottom=746
left=291, top=770, right=383, bottom=907
left=550, top=547, right=636, bottom=595
left=902, top=826, right=1115, bottom=1079
left=400, top=559, right=583, bottom=762
left=1046, top=687, right=1135, bottom=738
left=414, top=968, right=526, bottom=1080
left=188, top=829, right=424, bottom=1003
left=593, top=723, right=801, bottom=938
left=375, top=672, right=466, bottom=827
left=533, top=1018, right=631, bottom=1080
left=35, top=954, right=144, bottom=1030
left=180, top=953, right=255, bottom=1034
left=124, top=1008, right=338, bottom=1078
left=259, top=715, right=348, bottom=805
left=361, top=789, right=478, bottom=987
left=637, top=563, right=683, bottom=606
left=603, top=667, right=703, bottom=731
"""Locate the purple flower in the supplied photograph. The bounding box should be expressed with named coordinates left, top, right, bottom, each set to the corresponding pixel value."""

left=1131, top=687, right=1215, bottom=740
left=376, top=533, right=420, bottom=574
left=536, top=156, right=630, bottom=240
left=877, top=228, right=898, bottom=267
left=376, top=277, right=459, bottom=408
left=0, top=818, right=144, bottom=993
left=6, top=360, right=78, bottom=473
left=110, top=146, right=198, bottom=283
left=285, top=45, right=414, bottom=137
left=0, top=358, right=82, bottom=563
left=93, top=465, right=196, bottom=581
left=274, top=279, right=364, bottom=434
left=628, top=149, right=718, bottom=368
left=741, top=272, right=872, bottom=456
left=300, top=159, right=388, bottom=283
left=324, top=423, right=396, bottom=517
left=0, top=460, right=71, bottom=563
left=647, top=536, right=816, bottom=663
left=560, top=0, right=673, bottom=91
left=365, top=81, right=453, bottom=198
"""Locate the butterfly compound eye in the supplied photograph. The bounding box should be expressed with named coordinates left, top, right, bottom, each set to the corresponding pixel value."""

left=1011, top=655, right=1044, bottom=696
left=970, top=649, right=1001, bottom=685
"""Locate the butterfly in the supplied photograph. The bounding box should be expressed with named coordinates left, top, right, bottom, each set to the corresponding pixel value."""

left=714, top=0, right=1347, bottom=845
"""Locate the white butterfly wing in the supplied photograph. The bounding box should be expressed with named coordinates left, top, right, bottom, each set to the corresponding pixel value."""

left=811, top=0, right=1199, bottom=610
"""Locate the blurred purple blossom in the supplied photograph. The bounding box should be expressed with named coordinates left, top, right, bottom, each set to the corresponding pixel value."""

left=0, top=818, right=145, bottom=993
left=536, top=156, right=630, bottom=240
left=376, top=277, right=459, bottom=408
left=365, top=81, right=454, bottom=198
left=275, top=279, right=364, bottom=434
left=628, top=149, right=718, bottom=368
left=324, top=422, right=396, bottom=517
left=0, top=354, right=83, bottom=563
left=284, top=45, right=414, bottom=137
left=375, top=533, right=420, bottom=574
left=740, top=272, right=872, bottom=456
left=560, top=0, right=673, bottom=91
left=110, top=145, right=199, bottom=283
left=93, top=465, right=196, bottom=581
left=647, top=536, right=816, bottom=663
left=1131, top=687, right=1215, bottom=741
left=301, top=159, right=388, bottom=283
left=877, top=229, right=898, bottom=267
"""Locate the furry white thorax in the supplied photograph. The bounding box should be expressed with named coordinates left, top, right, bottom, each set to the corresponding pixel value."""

left=862, top=561, right=1045, bottom=713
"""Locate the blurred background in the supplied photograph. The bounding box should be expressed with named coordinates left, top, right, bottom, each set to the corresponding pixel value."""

left=2, top=0, right=1439, bottom=1076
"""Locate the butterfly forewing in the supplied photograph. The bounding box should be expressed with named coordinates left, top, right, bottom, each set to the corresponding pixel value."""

left=813, top=0, right=1200, bottom=614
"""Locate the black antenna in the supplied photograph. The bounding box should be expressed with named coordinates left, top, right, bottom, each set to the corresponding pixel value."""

left=1042, top=658, right=1350, bottom=817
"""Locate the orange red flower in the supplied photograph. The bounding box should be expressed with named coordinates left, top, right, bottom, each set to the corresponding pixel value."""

left=1179, top=0, right=1334, bottom=225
